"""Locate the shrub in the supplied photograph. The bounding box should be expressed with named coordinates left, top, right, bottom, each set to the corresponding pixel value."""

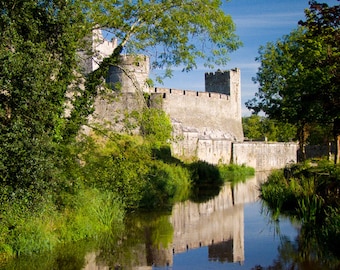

left=218, top=163, right=255, bottom=183
left=141, top=161, right=191, bottom=208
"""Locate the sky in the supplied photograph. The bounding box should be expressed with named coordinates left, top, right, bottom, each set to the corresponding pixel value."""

left=151, top=0, right=339, bottom=116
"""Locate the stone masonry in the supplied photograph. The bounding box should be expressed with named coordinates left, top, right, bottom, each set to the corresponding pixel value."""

left=82, top=30, right=298, bottom=170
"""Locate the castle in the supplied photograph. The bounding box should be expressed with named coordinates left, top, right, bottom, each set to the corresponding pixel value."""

left=82, top=30, right=297, bottom=170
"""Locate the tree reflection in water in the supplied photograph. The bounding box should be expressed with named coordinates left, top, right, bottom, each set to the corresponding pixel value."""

left=252, top=203, right=340, bottom=270
left=3, top=172, right=339, bottom=269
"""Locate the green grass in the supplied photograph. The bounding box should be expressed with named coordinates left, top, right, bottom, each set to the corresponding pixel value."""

left=260, top=160, right=340, bottom=259
left=0, top=188, right=125, bottom=262
left=218, top=164, right=255, bottom=184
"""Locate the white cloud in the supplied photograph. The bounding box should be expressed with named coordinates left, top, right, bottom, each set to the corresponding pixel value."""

left=233, top=12, right=301, bottom=29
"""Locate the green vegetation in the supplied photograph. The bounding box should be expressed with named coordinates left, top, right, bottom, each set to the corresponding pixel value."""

left=246, top=2, right=340, bottom=163
left=0, top=187, right=124, bottom=259
left=189, top=161, right=255, bottom=202
left=260, top=160, right=340, bottom=260
left=248, top=3, right=340, bottom=263
left=218, top=163, right=255, bottom=184
left=0, top=0, right=243, bottom=263
left=243, top=115, right=296, bottom=142
left=0, top=122, right=254, bottom=261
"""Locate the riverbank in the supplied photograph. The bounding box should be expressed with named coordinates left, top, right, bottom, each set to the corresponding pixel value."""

left=260, top=160, right=340, bottom=264
left=0, top=131, right=254, bottom=263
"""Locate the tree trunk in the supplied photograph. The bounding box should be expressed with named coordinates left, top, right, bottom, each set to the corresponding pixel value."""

left=336, top=135, right=340, bottom=164
left=297, top=124, right=307, bottom=162
left=334, top=118, right=340, bottom=164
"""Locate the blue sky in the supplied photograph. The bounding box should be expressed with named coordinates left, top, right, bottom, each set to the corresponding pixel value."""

left=151, top=0, right=339, bottom=116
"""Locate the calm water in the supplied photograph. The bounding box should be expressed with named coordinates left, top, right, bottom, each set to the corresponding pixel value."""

left=151, top=172, right=298, bottom=270
left=4, top=172, right=336, bottom=270
left=159, top=201, right=296, bottom=270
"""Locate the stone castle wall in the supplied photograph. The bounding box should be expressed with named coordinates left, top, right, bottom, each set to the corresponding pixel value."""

left=146, top=68, right=244, bottom=163
left=150, top=87, right=244, bottom=142
left=106, top=54, right=150, bottom=93
left=233, top=142, right=298, bottom=171
left=84, top=30, right=298, bottom=170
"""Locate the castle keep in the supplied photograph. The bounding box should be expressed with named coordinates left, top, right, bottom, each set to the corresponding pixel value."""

left=147, top=69, right=243, bottom=164
left=84, top=30, right=297, bottom=170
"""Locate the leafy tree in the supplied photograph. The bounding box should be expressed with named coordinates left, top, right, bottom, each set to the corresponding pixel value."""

left=84, top=0, right=241, bottom=80
left=242, top=116, right=296, bottom=142
left=0, top=0, right=241, bottom=196
left=139, top=108, right=172, bottom=147
left=307, top=122, right=333, bottom=145
left=246, top=1, right=340, bottom=163
left=242, top=115, right=264, bottom=140
left=0, top=0, right=87, bottom=196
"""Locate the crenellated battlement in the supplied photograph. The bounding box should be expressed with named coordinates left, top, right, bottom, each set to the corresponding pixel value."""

left=152, top=88, right=229, bottom=100
left=85, top=29, right=298, bottom=169
left=205, top=68, right=239, bottom=78
left=205, top=68, right=240, bottom=96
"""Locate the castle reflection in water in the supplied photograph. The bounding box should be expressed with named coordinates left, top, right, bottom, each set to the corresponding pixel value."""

left=83, top=172, right=269, bottom=269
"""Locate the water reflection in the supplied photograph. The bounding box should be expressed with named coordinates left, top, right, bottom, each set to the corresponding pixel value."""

left=169, top=172, right=268, bottom=266
left=3, top=172, right=305, bottom=270
left=3, top=170, right=339, bottom=270
left=85, top=172, right=269, bottom=269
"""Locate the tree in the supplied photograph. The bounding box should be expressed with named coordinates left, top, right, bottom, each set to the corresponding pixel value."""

left=242, top=116, right=296, bottom=142
left=246, top=1, right=340, bottom=163
left=0, top=0, right=241, bottom=196
left=0, top=0, right=87, bottom=196
left=84, top=0, right=241, bottom=79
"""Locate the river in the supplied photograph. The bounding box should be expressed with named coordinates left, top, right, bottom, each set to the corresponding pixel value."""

left=2, top=172, right=322, bottom=269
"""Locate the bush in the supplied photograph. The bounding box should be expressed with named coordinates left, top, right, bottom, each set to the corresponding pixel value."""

left=218, top=163, right=255, bottom=183
left=261, top=160, right=340, bottom=220
left=140, top=161, right=191, bottom=208
left=0, top=187, right=125, bottom=259
left=189, top=160, right=222, bottom=185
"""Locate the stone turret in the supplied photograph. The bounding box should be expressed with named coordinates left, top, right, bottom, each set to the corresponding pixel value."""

left=106, top=54, right=150, bottom=93
left=205, top=68, right=242, bottom=121
left=78, top=29, right=117, bottom=75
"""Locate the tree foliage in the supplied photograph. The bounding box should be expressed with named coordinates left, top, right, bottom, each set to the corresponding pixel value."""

left=84, top=0, right=241, bottom=80
left=0, top=0, right=87, bottom=195
left=246, top=1, right=340, bottom=163
left=0, top=0, right=242, bottom=258
left=242, top=116, right=296, bottom=142
left=0, top=0, right=241, bottom=196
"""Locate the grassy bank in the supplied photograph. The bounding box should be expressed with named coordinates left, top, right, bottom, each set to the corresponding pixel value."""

left=0, top=129, right=254, bottom=262
left=0, top=129, right=191, bottom=262
left=0, top=188, right=124, bottom=262
left=260, top=160, right=340, bottom=260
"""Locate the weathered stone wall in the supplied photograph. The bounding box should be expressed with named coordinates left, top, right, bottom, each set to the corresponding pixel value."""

left=86, top=92, right=145, bottom=135
left=169, top=123, right=233, bottom=164
left=146, top=69, right=243, bottom=163
left=205, top=70, right=232, bottom=95
left=82, top=30, right=298, bottom=171
left=149, top=87, right=243, bottom=163
left=232, top=142, right=298, bottom=171
left=150, top=88, right=243, bottom=141
left=91, top=29, right=117, bottom=71
left=106, top=54, right=150, bottom=93
left=205, top=69, right=242, bottom=121
left=78, top=29, right=117, bottom=75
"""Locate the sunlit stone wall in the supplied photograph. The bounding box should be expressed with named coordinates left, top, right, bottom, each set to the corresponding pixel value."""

left=232, top=142, right=298, bottom=171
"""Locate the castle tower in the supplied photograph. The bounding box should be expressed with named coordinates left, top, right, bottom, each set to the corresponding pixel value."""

left=205, top=68, right=242, bottom=122
left=106, top=54, right=150, bottom=93
left=78, top=29, right=117, bottom=75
